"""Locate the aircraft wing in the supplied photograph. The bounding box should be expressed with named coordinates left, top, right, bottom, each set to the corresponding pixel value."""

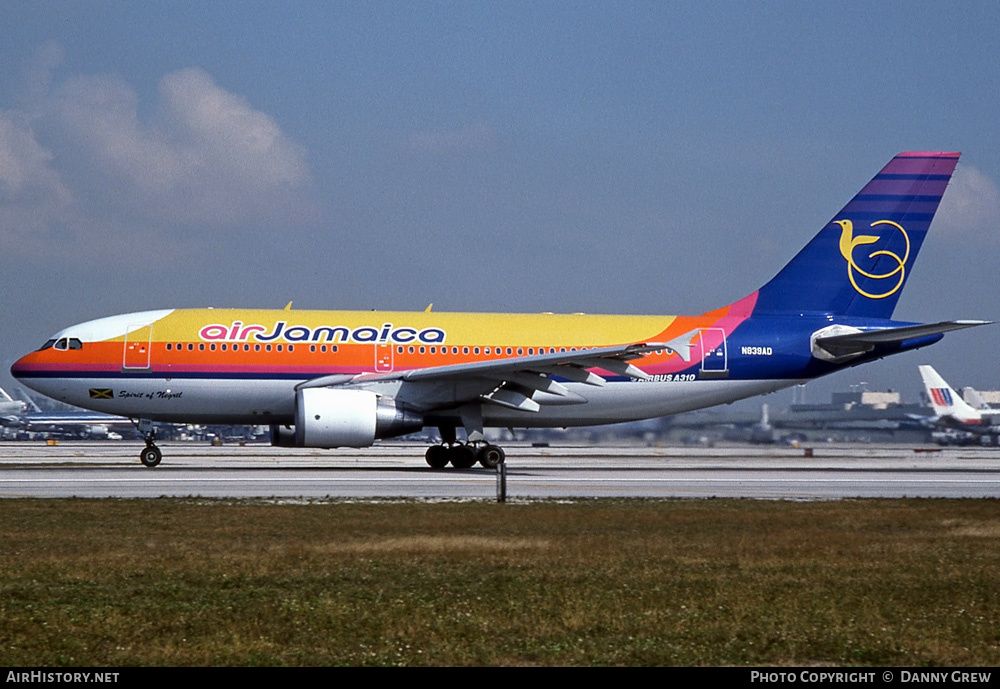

left=298, top=334, right=697, bottom=413
left=814, top=320, right=991, bottom=359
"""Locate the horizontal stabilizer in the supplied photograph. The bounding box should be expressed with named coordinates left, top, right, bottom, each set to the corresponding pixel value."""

left=814, top=320, right=991, bottom=360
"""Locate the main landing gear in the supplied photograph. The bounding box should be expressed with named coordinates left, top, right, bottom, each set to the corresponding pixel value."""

left=425, top=443, right=506, bottom=469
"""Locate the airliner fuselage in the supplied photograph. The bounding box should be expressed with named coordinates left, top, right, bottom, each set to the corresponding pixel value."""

left=11, top=152, right=983, bottom=468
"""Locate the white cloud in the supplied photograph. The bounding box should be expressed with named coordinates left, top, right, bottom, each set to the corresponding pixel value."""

left=0, top=51, right=318, bottom=260
left=159, top=69, right=309, bottom=189
left=0, top=111, right=73, bottom=255
left=935, top=164, right=1000, bottom=241
left=0, top=112, right=68, bottom=199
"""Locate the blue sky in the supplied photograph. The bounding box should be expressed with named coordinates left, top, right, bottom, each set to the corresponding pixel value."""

left=2, top=1, right=999, bottom=403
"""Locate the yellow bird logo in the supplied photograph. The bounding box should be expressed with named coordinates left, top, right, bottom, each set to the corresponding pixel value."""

left=836, top=219, right=909, bottom=299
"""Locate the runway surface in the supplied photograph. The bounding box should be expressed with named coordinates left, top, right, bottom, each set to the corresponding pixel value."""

left=2, top=441, right=1000, bottom=500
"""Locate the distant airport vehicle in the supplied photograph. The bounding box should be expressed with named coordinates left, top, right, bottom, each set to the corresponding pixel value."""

left=919, top=365, right=1000, bottom=445
left=0, top=387, right=133, bottom=439
left=10, top=152, right=988, bottom=467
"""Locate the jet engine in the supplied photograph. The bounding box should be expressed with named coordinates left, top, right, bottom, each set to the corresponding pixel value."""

left=270, top=388, right=423, bottom=449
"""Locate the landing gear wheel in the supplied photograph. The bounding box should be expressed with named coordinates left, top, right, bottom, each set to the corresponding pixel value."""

left=477, top=444, right=505, bottom=469
left=425, top=445, right=449, bottom=469
left=140, top=445, right=162, bottom=468
left=448, top=444, right=477, bottom=469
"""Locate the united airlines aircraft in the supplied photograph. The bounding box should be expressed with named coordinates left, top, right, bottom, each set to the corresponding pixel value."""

left=919, top=365, right=1000, bottom=441
left=11, top=152, right=987, bottom=468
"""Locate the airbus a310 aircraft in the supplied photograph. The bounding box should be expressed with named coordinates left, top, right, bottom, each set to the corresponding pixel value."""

left=11, top=152, right=988, bottom=468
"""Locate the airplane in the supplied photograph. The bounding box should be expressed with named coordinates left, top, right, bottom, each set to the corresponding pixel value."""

left=0, top=386, right=133, bottom=439
left=918, top=365, right=1000, bottom=443
left=10, top=151, right=990, bottom=468
left=0, top=387, right=28, bottom=423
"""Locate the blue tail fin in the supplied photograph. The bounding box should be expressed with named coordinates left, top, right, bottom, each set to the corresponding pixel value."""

left=752, top=152, right=960, bottom=319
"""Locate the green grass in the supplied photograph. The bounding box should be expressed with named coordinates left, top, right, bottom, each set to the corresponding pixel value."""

left=2, top=499, right=999, bottom=666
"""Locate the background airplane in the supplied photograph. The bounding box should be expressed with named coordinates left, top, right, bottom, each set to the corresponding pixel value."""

left=10, top=152, right=989, bottom=467
left=0, top=387, right=133, bottom=440
left=918, top=365, right=1000, bottom=444
left=0, top=387, right=28, bottom=423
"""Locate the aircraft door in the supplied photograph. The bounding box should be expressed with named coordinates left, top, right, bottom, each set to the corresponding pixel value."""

left=697, top=328, right=728, bottom=378
left=375, top=343, right=394, bottom=372
left=123, top=324, right=153, bottom=370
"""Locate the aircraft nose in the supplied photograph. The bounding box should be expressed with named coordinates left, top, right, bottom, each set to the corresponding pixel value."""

left=10, top=353, right=35, bottom=384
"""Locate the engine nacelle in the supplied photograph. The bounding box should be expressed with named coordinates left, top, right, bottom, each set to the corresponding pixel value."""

left=270, top=388, right=423, bottom=449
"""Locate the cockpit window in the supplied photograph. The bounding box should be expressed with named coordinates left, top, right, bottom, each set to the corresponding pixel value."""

left=47, top=338, right=83, bottom=351
left=39, top=339, right=56, bottom=351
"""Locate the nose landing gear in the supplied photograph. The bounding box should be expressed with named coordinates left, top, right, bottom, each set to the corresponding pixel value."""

left=134, top=420, right=162, bottom=468
left=140, top=442, right=162, bottom=468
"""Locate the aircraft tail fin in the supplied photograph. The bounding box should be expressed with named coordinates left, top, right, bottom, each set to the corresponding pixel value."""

left=751, top=152, right=960, bottom=319
left=16, top=387, right=42, bottom=413
left=0, top=387, right=13, bottom=402
left=919, top=365, right=981, bottom=423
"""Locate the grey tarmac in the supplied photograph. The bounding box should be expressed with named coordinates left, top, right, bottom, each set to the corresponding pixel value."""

left=2, top=441, right=1000, bottom=500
